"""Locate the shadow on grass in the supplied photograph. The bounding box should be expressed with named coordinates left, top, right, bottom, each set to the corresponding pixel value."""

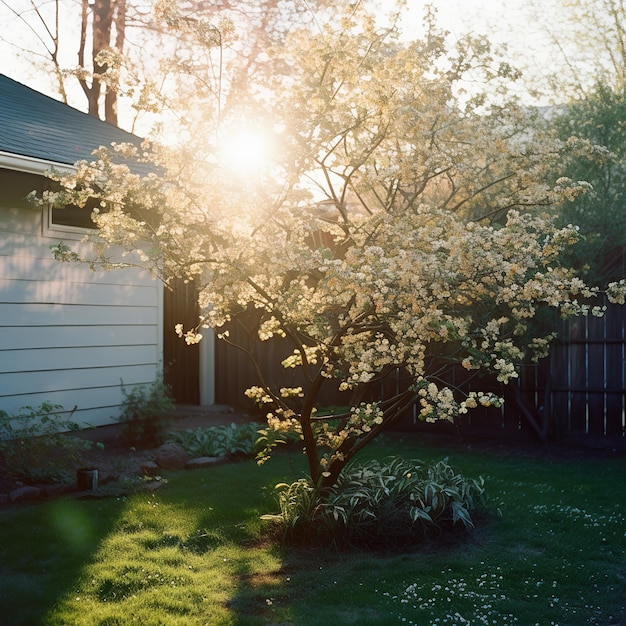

left=19, top=453, right=305, bottom=625
left=0, top=496, right=127, bottom=626
left=157, top=458, right=300, bottom=624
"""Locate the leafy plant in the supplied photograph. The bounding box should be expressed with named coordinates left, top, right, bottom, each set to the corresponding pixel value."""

left=117, top=378, right=175, bottom=448
left=255, top=423, right=303, bottom=464
left=263, top=457, right=485, bottom=549
left=0, top=402, right=94, bottom=484
left=169, top=422, right=264, bottom=458
left=265, top=478, right=319, bottom=530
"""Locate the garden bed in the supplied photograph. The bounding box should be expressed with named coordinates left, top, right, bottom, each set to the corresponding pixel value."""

left=0, top=408, right=260, bottom=506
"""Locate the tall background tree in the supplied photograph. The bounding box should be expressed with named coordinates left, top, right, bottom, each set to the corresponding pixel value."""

left=1, top=0, right=129, bottom=124
left=79, top=0, right=127, bottom=124
left=0, top=0, right=331, bottom=131
left=497, top=0, right=626, bottom=285
left=533, top=0, right=626, bottom=99
left=550, top=85, right=626, bottom=285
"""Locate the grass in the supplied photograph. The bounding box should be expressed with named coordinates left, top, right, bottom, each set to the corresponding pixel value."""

left=0, top=436, right=625, bottom=625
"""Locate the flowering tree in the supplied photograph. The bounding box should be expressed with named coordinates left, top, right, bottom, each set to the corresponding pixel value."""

left=43, top=2, right=626, bottom=489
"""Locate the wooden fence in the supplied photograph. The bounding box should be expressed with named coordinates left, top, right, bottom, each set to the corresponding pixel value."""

left=164, top=279, right=200, bottom=404
left=394, top=299, right=626, bottom=444
left=215, top=300, right=626, bottom=445
left=532, top=299, right=626, bottom=441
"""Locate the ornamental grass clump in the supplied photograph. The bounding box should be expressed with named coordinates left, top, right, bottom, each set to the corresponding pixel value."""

left=263, top=457, right=485, bottom=550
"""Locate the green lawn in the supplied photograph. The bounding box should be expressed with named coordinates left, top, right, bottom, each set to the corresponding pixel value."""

left=1, top=437, right=625, bottom=625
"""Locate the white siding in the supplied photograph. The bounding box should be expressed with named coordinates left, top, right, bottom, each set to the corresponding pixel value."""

left=0, top=170, right=163, bottom=428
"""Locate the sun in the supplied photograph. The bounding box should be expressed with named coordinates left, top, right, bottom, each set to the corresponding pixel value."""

left=219, top=125, right=274, bottom=175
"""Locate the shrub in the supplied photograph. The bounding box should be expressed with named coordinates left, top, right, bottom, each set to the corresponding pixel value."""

left=117, top=378, right=175, bottom=448
left=263, top=457, right=486, bottom=549
left=168, top=422, right=263, bottom=458
left=0, top=402, right=94, bottom=484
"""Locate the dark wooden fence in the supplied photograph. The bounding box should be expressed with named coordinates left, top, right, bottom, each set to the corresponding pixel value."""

left=164, top=279, right=200, bottom=404
left=215, top=300, right=626, bottom=446
left=533, top=298, right=626, bottom=441
left=214, top=310, right=314, bottom=410
left=389, top=300, right=626, bottom=445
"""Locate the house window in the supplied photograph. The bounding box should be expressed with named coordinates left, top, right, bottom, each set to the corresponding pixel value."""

left=50, top=203, right=99, bottom=229
left=43, top=189, right=104, bottom=239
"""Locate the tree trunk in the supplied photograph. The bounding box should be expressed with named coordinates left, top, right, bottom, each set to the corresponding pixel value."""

left=78, top=0, right=125, bottom=125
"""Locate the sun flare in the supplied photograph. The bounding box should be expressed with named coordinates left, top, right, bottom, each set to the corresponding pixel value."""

left=219, top=126, right=273, bottom=174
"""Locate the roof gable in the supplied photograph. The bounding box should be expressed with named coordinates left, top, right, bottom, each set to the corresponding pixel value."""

left=0, top=74, right=146, bottom=172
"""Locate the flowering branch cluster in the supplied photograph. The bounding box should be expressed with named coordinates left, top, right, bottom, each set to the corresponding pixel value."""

left=216, top=204, right=618, bottom=485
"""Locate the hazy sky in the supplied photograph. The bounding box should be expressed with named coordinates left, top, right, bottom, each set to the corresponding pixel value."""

left=0, top=0, right=566, bottom=112
left=404, top=0, right=562, bottom=94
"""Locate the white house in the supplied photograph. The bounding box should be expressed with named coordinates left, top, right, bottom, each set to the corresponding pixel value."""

left=0, top=74, right=214, bottom=428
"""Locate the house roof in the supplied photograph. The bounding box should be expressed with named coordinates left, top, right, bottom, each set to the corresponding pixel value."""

left=0, top=74, right=147, bottom=174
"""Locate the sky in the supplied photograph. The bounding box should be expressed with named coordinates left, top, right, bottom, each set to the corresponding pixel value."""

left=0, top=0, right=569, bottom=126
left=402, top=0, right=564, bottom=98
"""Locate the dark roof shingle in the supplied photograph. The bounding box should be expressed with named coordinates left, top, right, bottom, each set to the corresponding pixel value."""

left=0, top=74, right=147, bottom=171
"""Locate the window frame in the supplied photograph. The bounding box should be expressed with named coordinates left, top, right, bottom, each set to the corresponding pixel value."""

left=42, top=202, right=100, bottom=239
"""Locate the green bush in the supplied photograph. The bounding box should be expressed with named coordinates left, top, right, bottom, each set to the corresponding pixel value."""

left=0, top=402, right=94, bottom=484
left=169, top=422, right=264, bottom=458
left=117, top=378, right=175, bottom=448
left=263, top=457, right=486, bottom=549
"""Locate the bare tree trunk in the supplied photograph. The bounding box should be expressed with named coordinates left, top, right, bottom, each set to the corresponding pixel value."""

left=78, top=0, right=98, bottom=117
left=49, top=0, right=67, bottom=103
left=77, top=0, right=125, bottom=124
left=92, top=0, right=113, bottom=121
left=105, top=0, right=127, bottom=124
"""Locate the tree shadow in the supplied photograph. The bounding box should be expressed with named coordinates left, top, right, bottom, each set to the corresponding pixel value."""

left=0, top=496, right=127, bottom=625
left=0, top=455, right=306, bottom=625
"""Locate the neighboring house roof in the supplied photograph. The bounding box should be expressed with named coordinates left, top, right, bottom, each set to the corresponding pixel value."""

left=0, top=73, right=147, bottom=174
